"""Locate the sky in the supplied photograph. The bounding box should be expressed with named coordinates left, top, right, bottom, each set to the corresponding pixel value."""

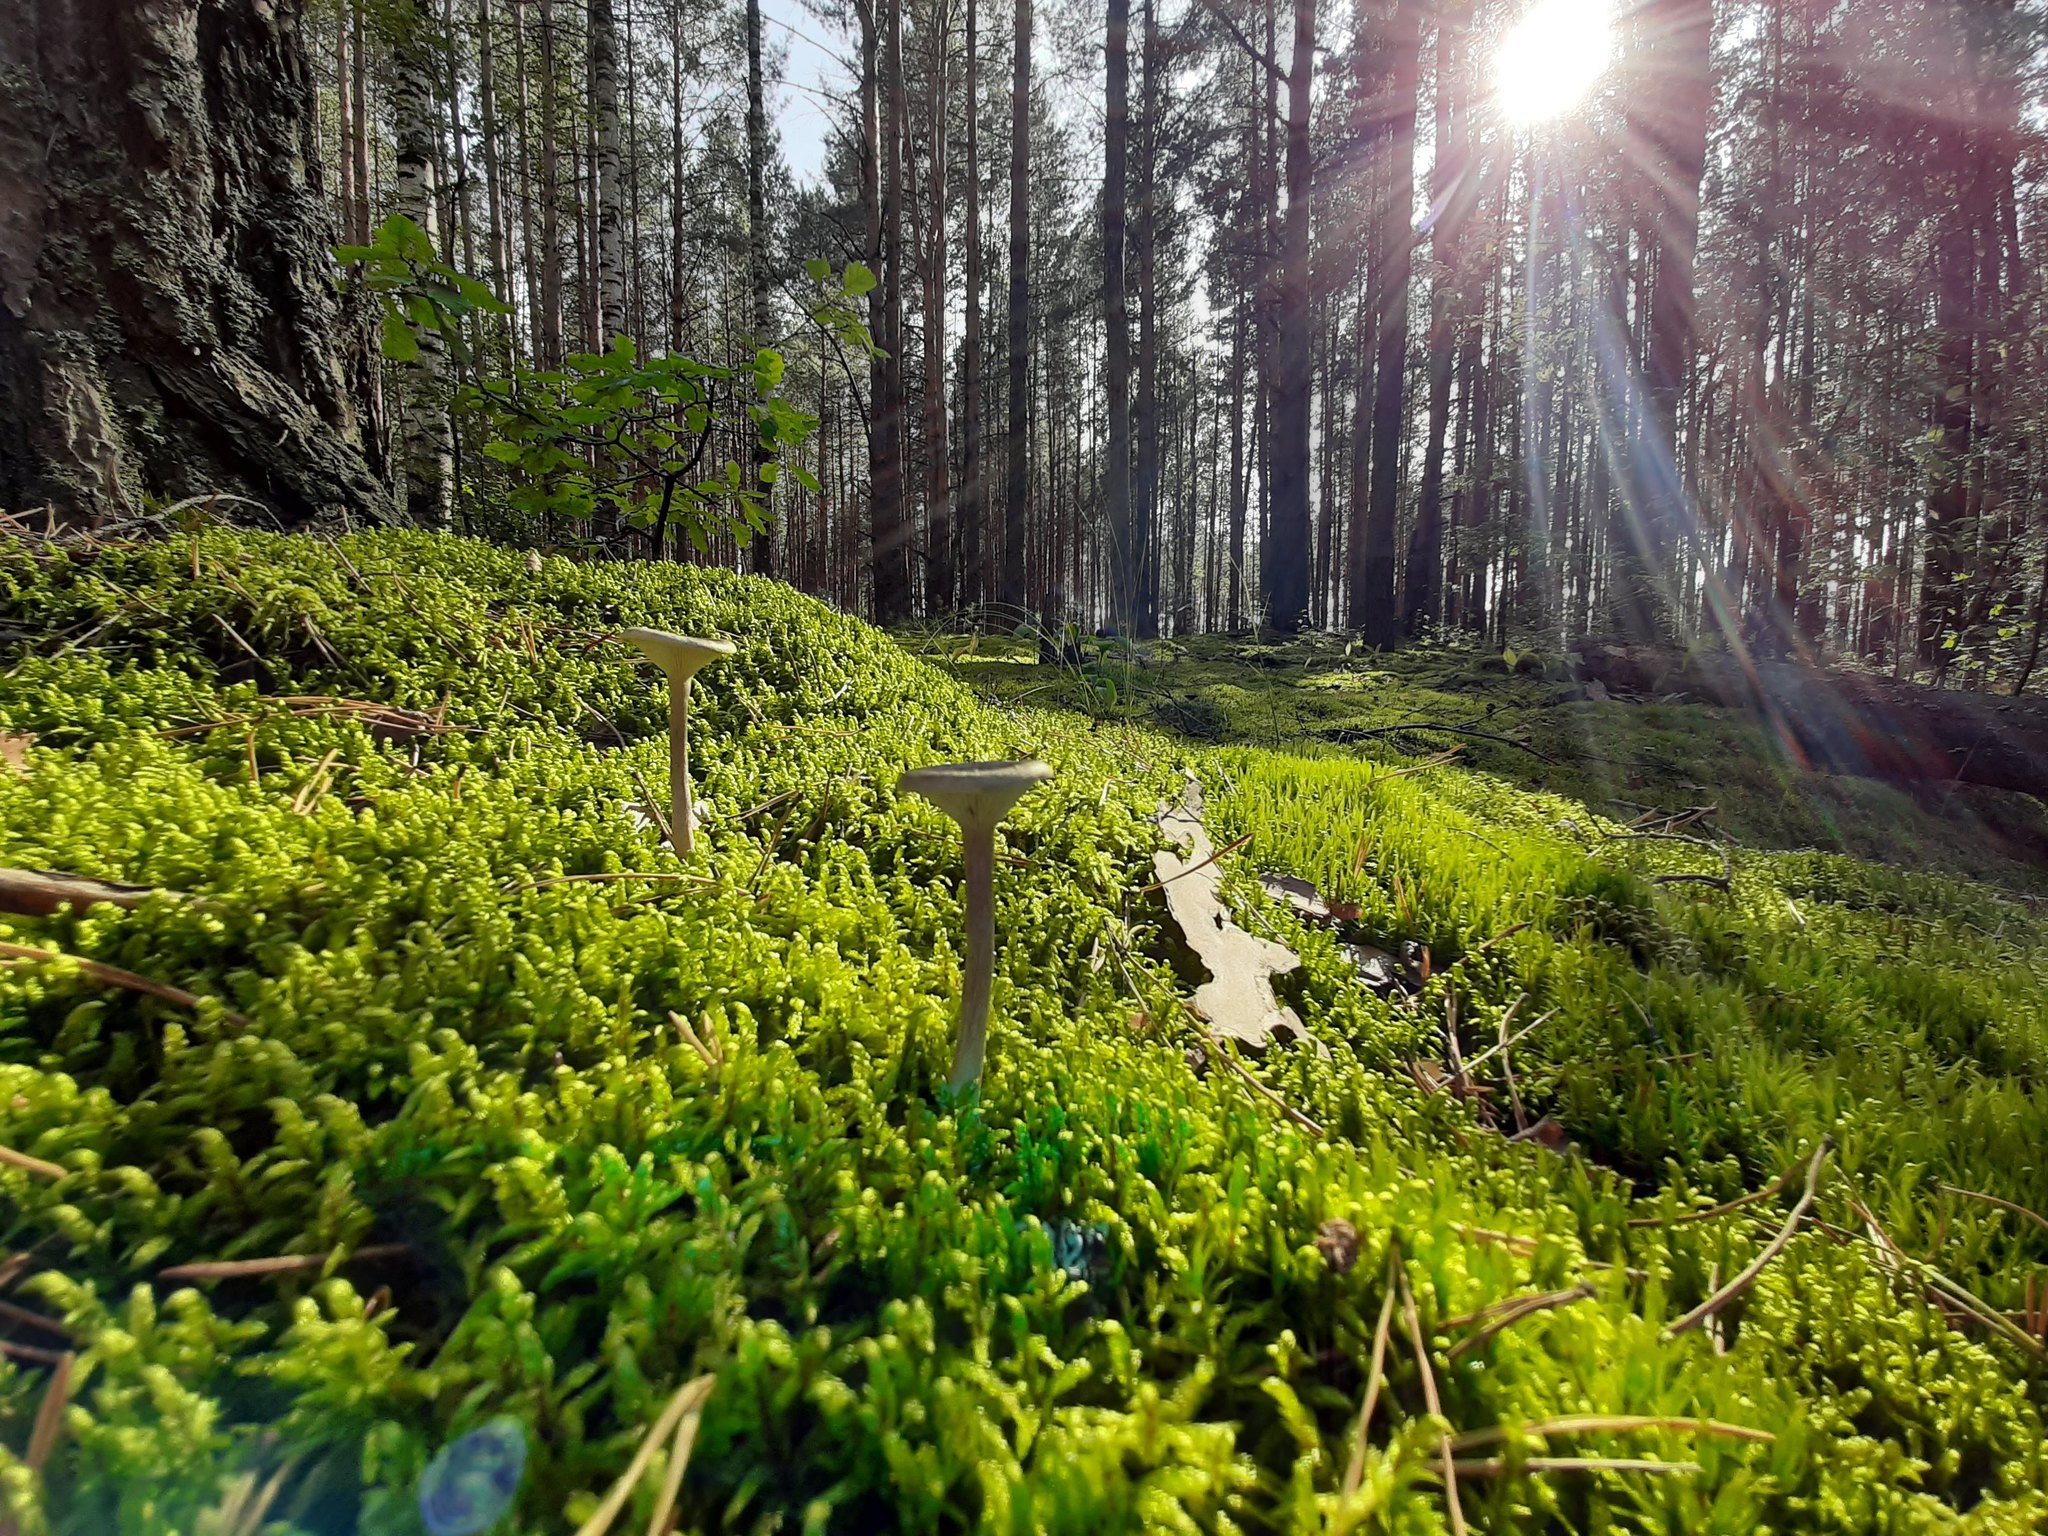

left=760, top=0, right=847, bottom=188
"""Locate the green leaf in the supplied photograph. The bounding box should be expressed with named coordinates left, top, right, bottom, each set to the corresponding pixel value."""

left=805, top=257, right=831, bottom=283
left=380, top=311, right=420, bottom=363
left=843, top=261, right=877, bottom=298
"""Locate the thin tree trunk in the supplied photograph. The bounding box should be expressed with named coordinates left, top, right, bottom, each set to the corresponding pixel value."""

left=1104, top=0, right=1134, bottom=632
left=961, top=0, right=984, bottom=607
left=391, top=0, right=455, bottom=527
left=745, top=0, right=776, bottom=575
left=1354, top=0, right=1417, bottom=642
left=1000, top=0, right=1030, bottom=609
left=590, top=0, right=625, bottom=341
left=920, top=0, right=953, bottom=611
left=1135, top=0, right=1161, bottom=637
left=1265, top=0, right=1314, bottom=633
left=535, top=0, right=565, bottom=366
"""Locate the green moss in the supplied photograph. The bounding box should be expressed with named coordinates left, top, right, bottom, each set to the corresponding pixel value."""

left=0, top=534, right=2042, bottom=1534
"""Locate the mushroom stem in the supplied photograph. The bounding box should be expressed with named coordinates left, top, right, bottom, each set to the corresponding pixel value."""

left=952, top=824, right=998, bottom=1094
left=670, top=674, right=694, bottom=856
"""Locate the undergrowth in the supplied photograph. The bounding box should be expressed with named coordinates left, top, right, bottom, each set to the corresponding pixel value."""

left=0, top=530, right=2043, bottom=1534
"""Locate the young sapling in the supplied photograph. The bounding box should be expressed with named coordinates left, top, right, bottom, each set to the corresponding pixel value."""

left=898, top=759, right=1055, bottom=1093
left=620, top=628, right=737, bottom=855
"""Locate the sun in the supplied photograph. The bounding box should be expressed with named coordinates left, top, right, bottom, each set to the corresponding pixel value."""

left=1495, top=0, right=1617, bottom=125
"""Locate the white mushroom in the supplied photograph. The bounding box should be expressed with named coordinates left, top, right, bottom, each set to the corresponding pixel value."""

left=898, top=759, right=1056, bottom=1094
left=620, top=628, right=737, bottom=856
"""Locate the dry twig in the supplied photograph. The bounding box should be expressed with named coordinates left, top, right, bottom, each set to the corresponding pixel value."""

left=1665, top=1137, right=1832, bottom=1338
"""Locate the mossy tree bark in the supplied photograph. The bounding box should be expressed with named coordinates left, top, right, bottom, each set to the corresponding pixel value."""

left=0, top=0, right=393, bottom=527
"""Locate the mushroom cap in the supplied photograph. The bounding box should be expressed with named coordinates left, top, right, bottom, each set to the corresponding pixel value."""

left=620, top=627, right=738, bottom=678
left=898, top=759, right=1056, bottom=834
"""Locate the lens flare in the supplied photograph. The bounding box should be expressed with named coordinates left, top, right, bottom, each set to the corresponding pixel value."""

left=1495, top=0, right=1616, bottom=125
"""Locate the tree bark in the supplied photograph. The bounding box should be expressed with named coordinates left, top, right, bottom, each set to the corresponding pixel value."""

left=1000, top=0, right=1030, bottom=610
left=872, top=0, right=912, bottom=621
left=1353, top=0, right=1417, bottom=643
left=1264, top=0, right=1314, bottom=634
left=745, top=0, right=776, bottom=575
left=590, top=0, right=626, bottom=343
left=1134, top=0, right=1161, bottom=638
left=0, top=0, right=394, bottom=526
left=390, top=0, right=455, bottom=527
left=535, top=0, right=565, bottom=367
left=919, top=0, right=952, bottom=612
left=960, top=0, right=984, bottom=607
left=1103, top=0, right=1134, bottom=633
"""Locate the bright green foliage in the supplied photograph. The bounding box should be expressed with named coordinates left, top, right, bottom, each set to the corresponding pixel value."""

left=0, top=533, right=2044, bottom=1534
left=336, top=215, right=512, bottom=371
left=461, top=339, right=816, bottom=552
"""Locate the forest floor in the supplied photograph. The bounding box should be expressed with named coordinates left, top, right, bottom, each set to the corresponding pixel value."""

left=2, top=532, right=2047, bottom=1533
left=926, top=631, right=2048, bottom=897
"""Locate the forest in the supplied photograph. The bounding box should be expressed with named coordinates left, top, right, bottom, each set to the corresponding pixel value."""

left=4, top=0, right=2048, bottom=1531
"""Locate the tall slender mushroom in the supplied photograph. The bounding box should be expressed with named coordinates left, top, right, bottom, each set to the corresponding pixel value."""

left=898, top=759, right=1055, bottom=1094
left=620, top=628, right=737, bottom=856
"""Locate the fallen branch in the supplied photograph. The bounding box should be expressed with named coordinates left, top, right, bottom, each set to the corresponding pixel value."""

left=1665, top=1137, right=1832, bottom=1338
left=157, top=1244, right=408, bottom=1283
left=0, top=941, right=248, bottom=1027
left=1341, top=721, right=1557, bottom=762
left=0, top=867, right=177, bottom=918
left=0, top=1338, right=66, bottom=1365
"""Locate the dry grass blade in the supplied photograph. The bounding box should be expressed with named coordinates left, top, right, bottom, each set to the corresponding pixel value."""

left=1448, top=1415, right=1774, bottom=1452
left=1665, top=1137, right=1832, bottom=1338
left=572, top=1374, right=717, bottom=1536
left=642, top=1378, right=714, bottom=1536
left=25, top=1350, right=75, bottom=1468
left=1138, top=831, right=1253, bottom=894
left=0, top=941, right=249, bottom=1027
left=1449, top=1456, right=1701, bottom=1478
left=0, top=1338, right=66, bottom=1365
left=1629, top=1149, right=1812, bottom=1228
left=0, top=1145, right=67, bottom=1181
left=629, top=768, right=675, bottom=845
left=157, top=1244, right=408, bottom=1282
left=1460, top=1008, right=1560, bottom=1076
left=1937, top=1183, right=2048, bottom=1242
left=1216, top=1039, right=1325, bottom=1138
left=1397, top=1258, right=1467, bottom=1536
left=1341, top=1248, right=1401, bottom=1499
left=0, top=1298, right=73, bottom=1341
left=520, top=871, right=718, bottom=894
left=1444, top=1283, right=1595, bottom=1361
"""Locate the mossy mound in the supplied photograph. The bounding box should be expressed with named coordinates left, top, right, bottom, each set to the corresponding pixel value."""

left=0, top=532, right=2044, bottom=1534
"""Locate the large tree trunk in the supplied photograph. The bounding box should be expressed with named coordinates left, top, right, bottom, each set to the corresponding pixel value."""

left=1264, top=0, right=1314, bottom=634
left=1103, top=0, right=1134, bottom=634
left=0, top=0, right=394, bottom=527
left=1000, top=0, right=1030, bottom=610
